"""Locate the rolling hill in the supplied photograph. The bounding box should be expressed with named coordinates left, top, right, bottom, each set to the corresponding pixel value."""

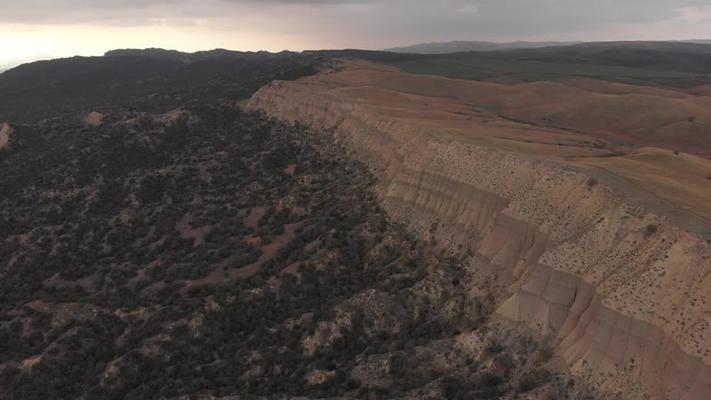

left=386, top=40, right=581, bottom=54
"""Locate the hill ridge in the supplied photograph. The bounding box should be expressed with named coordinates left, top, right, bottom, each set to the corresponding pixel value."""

left=246, top=60, right=711, bottom=399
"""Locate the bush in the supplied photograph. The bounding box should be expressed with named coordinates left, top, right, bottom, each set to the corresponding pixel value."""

left=486, top=340, right=504, bottom=354
left=517, top=375, right=538, bottom=393
left=480, top=372, right=503, bottom=387
left=517, top=369, right=551, bottom=393
left=536, top=346, right=554, bottom=364
left=645, top=223, right=658, bottom=236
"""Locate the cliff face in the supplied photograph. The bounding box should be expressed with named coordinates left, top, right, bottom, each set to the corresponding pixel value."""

left=247, top=61, right=711, bottom=399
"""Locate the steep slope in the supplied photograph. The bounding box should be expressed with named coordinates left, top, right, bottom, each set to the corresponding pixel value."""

left=247, top=61, right=711, bottom=400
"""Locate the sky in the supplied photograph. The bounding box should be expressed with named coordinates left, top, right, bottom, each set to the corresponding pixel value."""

left=2, top=0, right=711, bottom=66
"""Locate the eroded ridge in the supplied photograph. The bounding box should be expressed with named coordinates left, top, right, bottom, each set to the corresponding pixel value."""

left=247, top=60, right=711, bottom=400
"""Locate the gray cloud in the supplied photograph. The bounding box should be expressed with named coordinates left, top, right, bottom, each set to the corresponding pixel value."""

left=1, top=1, right=710, bottom=44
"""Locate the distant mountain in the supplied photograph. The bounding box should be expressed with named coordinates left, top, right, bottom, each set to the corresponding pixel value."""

left=386, top=40, right=582, bottom=54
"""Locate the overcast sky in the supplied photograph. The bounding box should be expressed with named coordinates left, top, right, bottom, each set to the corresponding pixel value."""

left=2, top=0, right=711, bottom=66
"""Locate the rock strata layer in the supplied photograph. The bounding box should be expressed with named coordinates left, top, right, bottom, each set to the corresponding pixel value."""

left=247, top=61, right=711, bottom=399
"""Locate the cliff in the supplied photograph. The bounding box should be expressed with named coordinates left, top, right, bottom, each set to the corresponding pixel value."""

left=247, top=61, right=711, bottom=399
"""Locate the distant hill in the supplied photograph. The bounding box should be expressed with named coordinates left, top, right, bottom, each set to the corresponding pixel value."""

left=386, top=40, right=581, bottom=54
left=386, top=39, right=711, bottom=55
left=491, top=41, right=711, bottom=74
left=379, top=41, right=711, bottom=88
left=105, top=48, right=298, bottom=63
left=0, top=50, right=316, bottom=122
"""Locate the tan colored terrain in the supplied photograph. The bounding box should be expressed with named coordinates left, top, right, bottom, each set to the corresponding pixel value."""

left=0, top=122, right=12, bottom=150
left=691, top=84, right=711, bottom=97
left=83, top=111, right=105, bottom=127
left=297, top=62, right=711, bottom=156
left=247, top=60, right=711, bottom=400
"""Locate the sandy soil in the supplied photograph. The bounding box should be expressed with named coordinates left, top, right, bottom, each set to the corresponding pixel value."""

left=243, top=207, right=266, bottom=229
left=175, top=213, right=210, bottom=247
left=184, top=222, right=301, bottom=290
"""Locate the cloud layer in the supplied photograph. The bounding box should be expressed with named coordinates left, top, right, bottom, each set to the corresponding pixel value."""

left=3, top=1, right=710, bottom=33
left=2, top=1, right=711, bottom=64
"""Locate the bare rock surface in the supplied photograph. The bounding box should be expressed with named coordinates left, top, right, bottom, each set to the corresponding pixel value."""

left=247, top=60, right=711, bottom=399
left=83, top=111, right=105, bottom=127
left=0, top=122, right=12, bottom=150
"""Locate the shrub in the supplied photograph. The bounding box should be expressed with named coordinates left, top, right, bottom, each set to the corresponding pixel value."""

left=480, top=372, right=503, bottom=387
left=517, top=375, right=538, bottom=393
left=536, top=346, right=555, bottom=364
left=645, top=223, right=658, bottom=236
left=517, top=369, right=551, bottom=393
left=486, top=340, right=504, bottom=354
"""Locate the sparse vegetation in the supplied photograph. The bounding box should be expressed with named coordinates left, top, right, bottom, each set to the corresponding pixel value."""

left=0, top=101, right=557, bottom=399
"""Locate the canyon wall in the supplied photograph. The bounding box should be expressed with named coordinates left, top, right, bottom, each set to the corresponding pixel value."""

left=246, top=63, right=710, bottom=399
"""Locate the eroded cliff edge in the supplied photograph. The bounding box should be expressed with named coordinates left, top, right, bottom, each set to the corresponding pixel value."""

left=247, top=61, right=711, bottom=399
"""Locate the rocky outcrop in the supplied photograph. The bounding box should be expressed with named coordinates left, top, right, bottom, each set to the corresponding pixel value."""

left=247, top=61, right=711, bottom=399
left=83, top=111, right=105, bottom=127
left=0, top=122, right=12, bottom=150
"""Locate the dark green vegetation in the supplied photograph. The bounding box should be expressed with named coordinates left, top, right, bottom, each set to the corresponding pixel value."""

left=0, top=50, right=595, bottom=399
left=0, top=50, right=316, bottom=123
left=385, top=40, right=581, bottom=54
left=382, top=41, right=711, bottom=88
left=0, top=105, right=569, bottom=399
